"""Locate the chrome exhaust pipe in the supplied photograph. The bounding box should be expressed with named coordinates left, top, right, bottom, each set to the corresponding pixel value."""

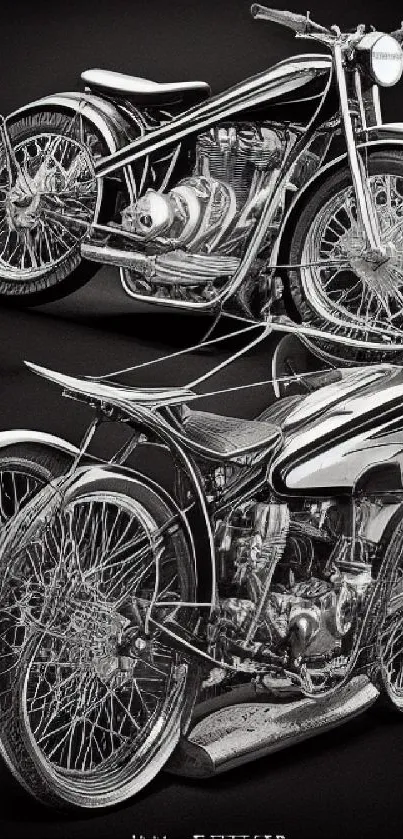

left=81, top=241, right=240, bottom=284
left=81, top=241, right=150, bottom=273
left=166, top=675, right=378, bottom=778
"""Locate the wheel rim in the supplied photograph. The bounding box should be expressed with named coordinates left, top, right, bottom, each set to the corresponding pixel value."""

left=0, top=129, right=99, bottom=281
left=0, top=492, right=190, bottom=805
left=301, top=172, right=403, bottom=344
left=0, top=466, right=45, bottom=525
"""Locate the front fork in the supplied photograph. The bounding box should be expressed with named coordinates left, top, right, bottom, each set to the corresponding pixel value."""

left=0, top=115, right=20, bottom=187
left=333, top=43, right=385, bottom=257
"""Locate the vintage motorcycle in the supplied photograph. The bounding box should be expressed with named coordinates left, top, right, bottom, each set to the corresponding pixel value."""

left=1, top=320, right=403, bottom=810
left=4, top=7, right=403, bottom=362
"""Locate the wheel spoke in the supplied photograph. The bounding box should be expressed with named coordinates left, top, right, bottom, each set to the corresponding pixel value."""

left=0, top=469, right=42, bottom=523
left=0, top=127, right=98, bottom=281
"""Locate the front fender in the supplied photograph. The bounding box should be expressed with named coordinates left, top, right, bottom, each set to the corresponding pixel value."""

left=274, top=133, right=403, bottom=269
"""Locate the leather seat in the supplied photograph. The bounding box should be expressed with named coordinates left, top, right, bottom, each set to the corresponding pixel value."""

left=181, top=410, right=281, bottom=461
left=81, top=69, right=211, bottom=107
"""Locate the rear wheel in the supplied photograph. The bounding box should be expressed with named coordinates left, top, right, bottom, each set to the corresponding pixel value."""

left=0, top=478, right=200, bottom=809
left=0, top=110, right=111, bottom=305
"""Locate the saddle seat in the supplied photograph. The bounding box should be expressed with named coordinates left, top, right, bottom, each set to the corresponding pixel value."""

left=81, top=68, right=211, bottom=107
left=180, top=409, right=281, bottom=461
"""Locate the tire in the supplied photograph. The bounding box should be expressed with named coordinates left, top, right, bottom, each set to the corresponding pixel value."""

left=0, top=442, right=70, bottom=529
left=0, top=475, right=200, bottom=810
left=288, top=151, right=403, bottom=364
left=377, top=512, right=403, bottom=712
left=0, top=110, right=112, bottom=306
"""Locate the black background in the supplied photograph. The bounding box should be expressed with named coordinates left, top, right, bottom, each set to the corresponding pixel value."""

left=0, top=1, right=402, bottom=837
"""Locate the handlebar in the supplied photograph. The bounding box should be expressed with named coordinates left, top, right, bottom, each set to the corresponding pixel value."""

left=250, top=5, right=331, bottom=36
left=391, top=25, right=403, bottom=43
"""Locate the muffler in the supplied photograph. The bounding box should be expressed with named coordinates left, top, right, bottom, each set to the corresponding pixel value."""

left=166, top=675, right=378, bottom=777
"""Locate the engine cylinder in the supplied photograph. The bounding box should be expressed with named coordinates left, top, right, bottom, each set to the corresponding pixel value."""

left=194, top=123, right=285, bottom=208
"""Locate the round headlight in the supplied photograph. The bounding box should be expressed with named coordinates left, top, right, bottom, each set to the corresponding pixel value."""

left=356, top=32, right=403, bottom=87
left=371, top=34, right=403, bottom=86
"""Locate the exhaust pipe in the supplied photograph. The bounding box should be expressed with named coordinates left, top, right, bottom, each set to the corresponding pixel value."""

left=166, top=675, right=378, bottom=778
left=81, top=241, right=240, bottom=284
left=81, top=241, right=150, bottom=273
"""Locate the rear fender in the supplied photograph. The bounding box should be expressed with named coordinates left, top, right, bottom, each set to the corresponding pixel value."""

left=0, top=429, right=80, bottom=459
left=5, top=92, right=138, bottom=205
left=6, top=92, right=132, bottom=154
left=60, top=463, right=215, bottom=609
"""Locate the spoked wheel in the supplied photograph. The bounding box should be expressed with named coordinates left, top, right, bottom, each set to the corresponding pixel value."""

left=0, top=480, right=200, bottom=809
left=0, top=110, right=111, bottom=305
left=289, top=152, right=403, bottom=364
left=0, top=443, right=70, bottom=529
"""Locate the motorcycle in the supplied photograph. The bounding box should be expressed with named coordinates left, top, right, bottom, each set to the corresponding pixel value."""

left=4, top=7, right=403, bottom=363
left=1, top=319, right=403, bottom=810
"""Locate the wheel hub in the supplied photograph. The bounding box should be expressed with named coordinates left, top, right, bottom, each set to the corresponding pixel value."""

left=7, top=182, right=41, bottom=231
left=338, top=224, right=403, bottom=305
left=349, top=253, right=400, bottom=302
left=6, top=155, right=70, bottom=231
left=17, top=541, right=136, bottom=683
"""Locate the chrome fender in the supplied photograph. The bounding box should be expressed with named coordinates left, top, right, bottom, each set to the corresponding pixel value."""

left=57, top=463, right=214, bottom=607
left=6, top=92, right=137, bottom=205
left=6, top=92, right=129, bottom=154
left=0, top=429, right=79, bottom=458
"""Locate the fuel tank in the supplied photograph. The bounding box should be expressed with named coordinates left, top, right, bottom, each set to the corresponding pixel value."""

left=95, top=55, right=332, bottom=177
left=270, top=364, right=403, bottom=494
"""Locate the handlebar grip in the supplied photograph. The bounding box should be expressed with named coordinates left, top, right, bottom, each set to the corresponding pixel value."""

left=250, top=5, right=309, bottom=32
left=250, top=5, right=330, bottom=36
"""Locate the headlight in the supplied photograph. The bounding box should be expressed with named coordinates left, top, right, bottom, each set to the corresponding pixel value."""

left=356, top=32, right=403, bottom=87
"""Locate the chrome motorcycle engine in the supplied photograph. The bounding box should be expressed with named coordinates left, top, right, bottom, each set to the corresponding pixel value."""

left=121, top=123, right=286, bottom=298
left=214, top=498, right=374, bottom=691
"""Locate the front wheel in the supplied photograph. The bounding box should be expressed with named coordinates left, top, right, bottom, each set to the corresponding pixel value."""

left=0, top=477, right=200, bottom=809
left=0, top=110, right=111, bottom=306
left=288, top=151, right=403, bottom=364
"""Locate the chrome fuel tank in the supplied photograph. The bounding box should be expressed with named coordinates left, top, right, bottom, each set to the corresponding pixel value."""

left=270, top=364, right=403, bottom=494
